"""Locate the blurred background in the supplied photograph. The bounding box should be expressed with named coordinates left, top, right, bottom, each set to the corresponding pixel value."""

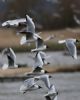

left=0, top=0, right=80, bottom=29
left=0, top=0, right=80, bottom=100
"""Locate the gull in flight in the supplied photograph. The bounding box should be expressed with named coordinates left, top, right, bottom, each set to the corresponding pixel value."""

left=58, top=38, right=80, bottom=59
left=31, top=37, right=47, bottom=52
left=31, top=34, right=54, bottom=52
left=20, top=74, right=58, bottom=99
left=20, top=77, right=42, bottom=94
left=2, top=48, right=18, bottom=70
left=38, top=51, right=50, bottom=65
left=32, top=51, right=45, bottom=73
left=35, top=74, right=58, bottom=100
left=17, top=15, right=41, bottom=45
left=2, top=18, right=26, bottom=27
left=32, top=51, right=50, bottom=73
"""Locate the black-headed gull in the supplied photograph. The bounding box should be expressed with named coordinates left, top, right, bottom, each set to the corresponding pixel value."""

left=32, top=51, right=50, bottom=73
left=18, top=15, right=41, bottom=45
left=35, top=74, right=58, bottom=100
left=58, top=38, right=80, bottom=59
left=31, top=37, right=47, bottom=52
left=2, top=48, right=18, bottom=70
left=31, top=34, right=55, bottom=52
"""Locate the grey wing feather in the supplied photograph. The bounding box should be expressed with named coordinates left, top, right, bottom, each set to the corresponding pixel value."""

left=66, top=41, right=77, bottom=58
left=40, top=75, right=50, bottom=89
left=24, top=78, right=35, bottom=88
left=26, top=15, right=35, bottom=33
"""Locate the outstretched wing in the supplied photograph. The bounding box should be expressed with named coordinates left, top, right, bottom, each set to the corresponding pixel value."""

left=66, top=40, right=77, bottom=59
left=34, top=52, right=43, bottom=68
left=26, top=15, right=35, bottom=33
left=36, top=75, right=50, bottom=89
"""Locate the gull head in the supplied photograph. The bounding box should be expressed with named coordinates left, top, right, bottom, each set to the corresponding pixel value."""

left=76, top=39, right=80, bottom=43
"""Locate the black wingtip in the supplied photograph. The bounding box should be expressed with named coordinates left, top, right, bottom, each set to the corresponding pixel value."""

left=45, top=95, right=51, bottom=100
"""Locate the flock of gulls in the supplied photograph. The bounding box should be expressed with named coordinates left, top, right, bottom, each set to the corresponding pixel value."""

left=1, top=14, right=80, bottom=100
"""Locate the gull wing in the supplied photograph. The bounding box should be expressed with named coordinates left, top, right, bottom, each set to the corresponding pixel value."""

left=8, top=48, right=16, bottom=66
left=9, top=48, right=16, bottom=60
left=2, top=18, right=26, bottom=27
left=66, top=40, right=77, bottom=59
left=34, top=52, right=43, bottom=68
left=20, top=78, right=35, bottom=92
left=35, top=75, right=50, bottom=89
left=39, top=51, right=46, bottom=59
left=26, top=15, right=35, bottom=33
left=24, top=78, right=35, bottom=88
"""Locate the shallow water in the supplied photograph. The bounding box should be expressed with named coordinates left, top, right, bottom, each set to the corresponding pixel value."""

left=0, top=73, right=80, bottom=100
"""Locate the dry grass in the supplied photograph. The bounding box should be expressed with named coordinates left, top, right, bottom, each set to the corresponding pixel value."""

left=0, top=28, right=80, bottom=49
left=44, top=65, right=80, bottom=73
left=0, top=67, right=32, bottom=77
left=0, top=28, right=20, bottom=48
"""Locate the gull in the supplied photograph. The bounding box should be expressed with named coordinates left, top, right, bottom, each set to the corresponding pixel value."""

left=17, top=15, right=41, bottom=45
left=33, top=51, right=51, bottom=73
left=31, top=37, right=47, bottom=52
left=27, top=51, right=50, bottom=74
left=33, top=51, right=44, bottom=73
left=35, top=74, right=58, bottom=100
left=31, top=34, right=55, bottom=52
left=2, top=18, right=26, bottom=27
left=2, top=48, right=18, bottom=70
left=35, top=74, right=51, bottom=89
left=58, top=38, right=80, bottom=59
left=20, top=77, right=41, bottom=93
left=39, top=51, right=50, bottom=65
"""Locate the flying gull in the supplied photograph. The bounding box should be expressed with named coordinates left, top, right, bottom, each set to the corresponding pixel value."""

left=17, top=15, right=41, bottom=45
left=2, top=48, right=18, bottom=70
left=58, top=38, right=80, bottom=59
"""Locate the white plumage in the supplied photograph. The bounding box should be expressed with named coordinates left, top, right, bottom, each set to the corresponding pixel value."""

left=19, top=15, right=41, bottom=45
left=58, top=38, right=79, bottom=59
left=34, top=52, right=44, bottom=69
left=20, top=78, right=41, bottom=93
left=2, top=48, right=18, bottom=70
left=35, top=74, right=58, bottom=100
left=31, top=38, right=47, bottom=52
left=2, top=18, right=26, bottom=27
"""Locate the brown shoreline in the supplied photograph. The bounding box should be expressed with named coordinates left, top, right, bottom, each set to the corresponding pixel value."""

left=0, top=66, right=80, bottom=77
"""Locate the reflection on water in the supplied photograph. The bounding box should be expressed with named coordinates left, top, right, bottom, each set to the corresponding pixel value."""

left=0, top=73, right=80, bottom=100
